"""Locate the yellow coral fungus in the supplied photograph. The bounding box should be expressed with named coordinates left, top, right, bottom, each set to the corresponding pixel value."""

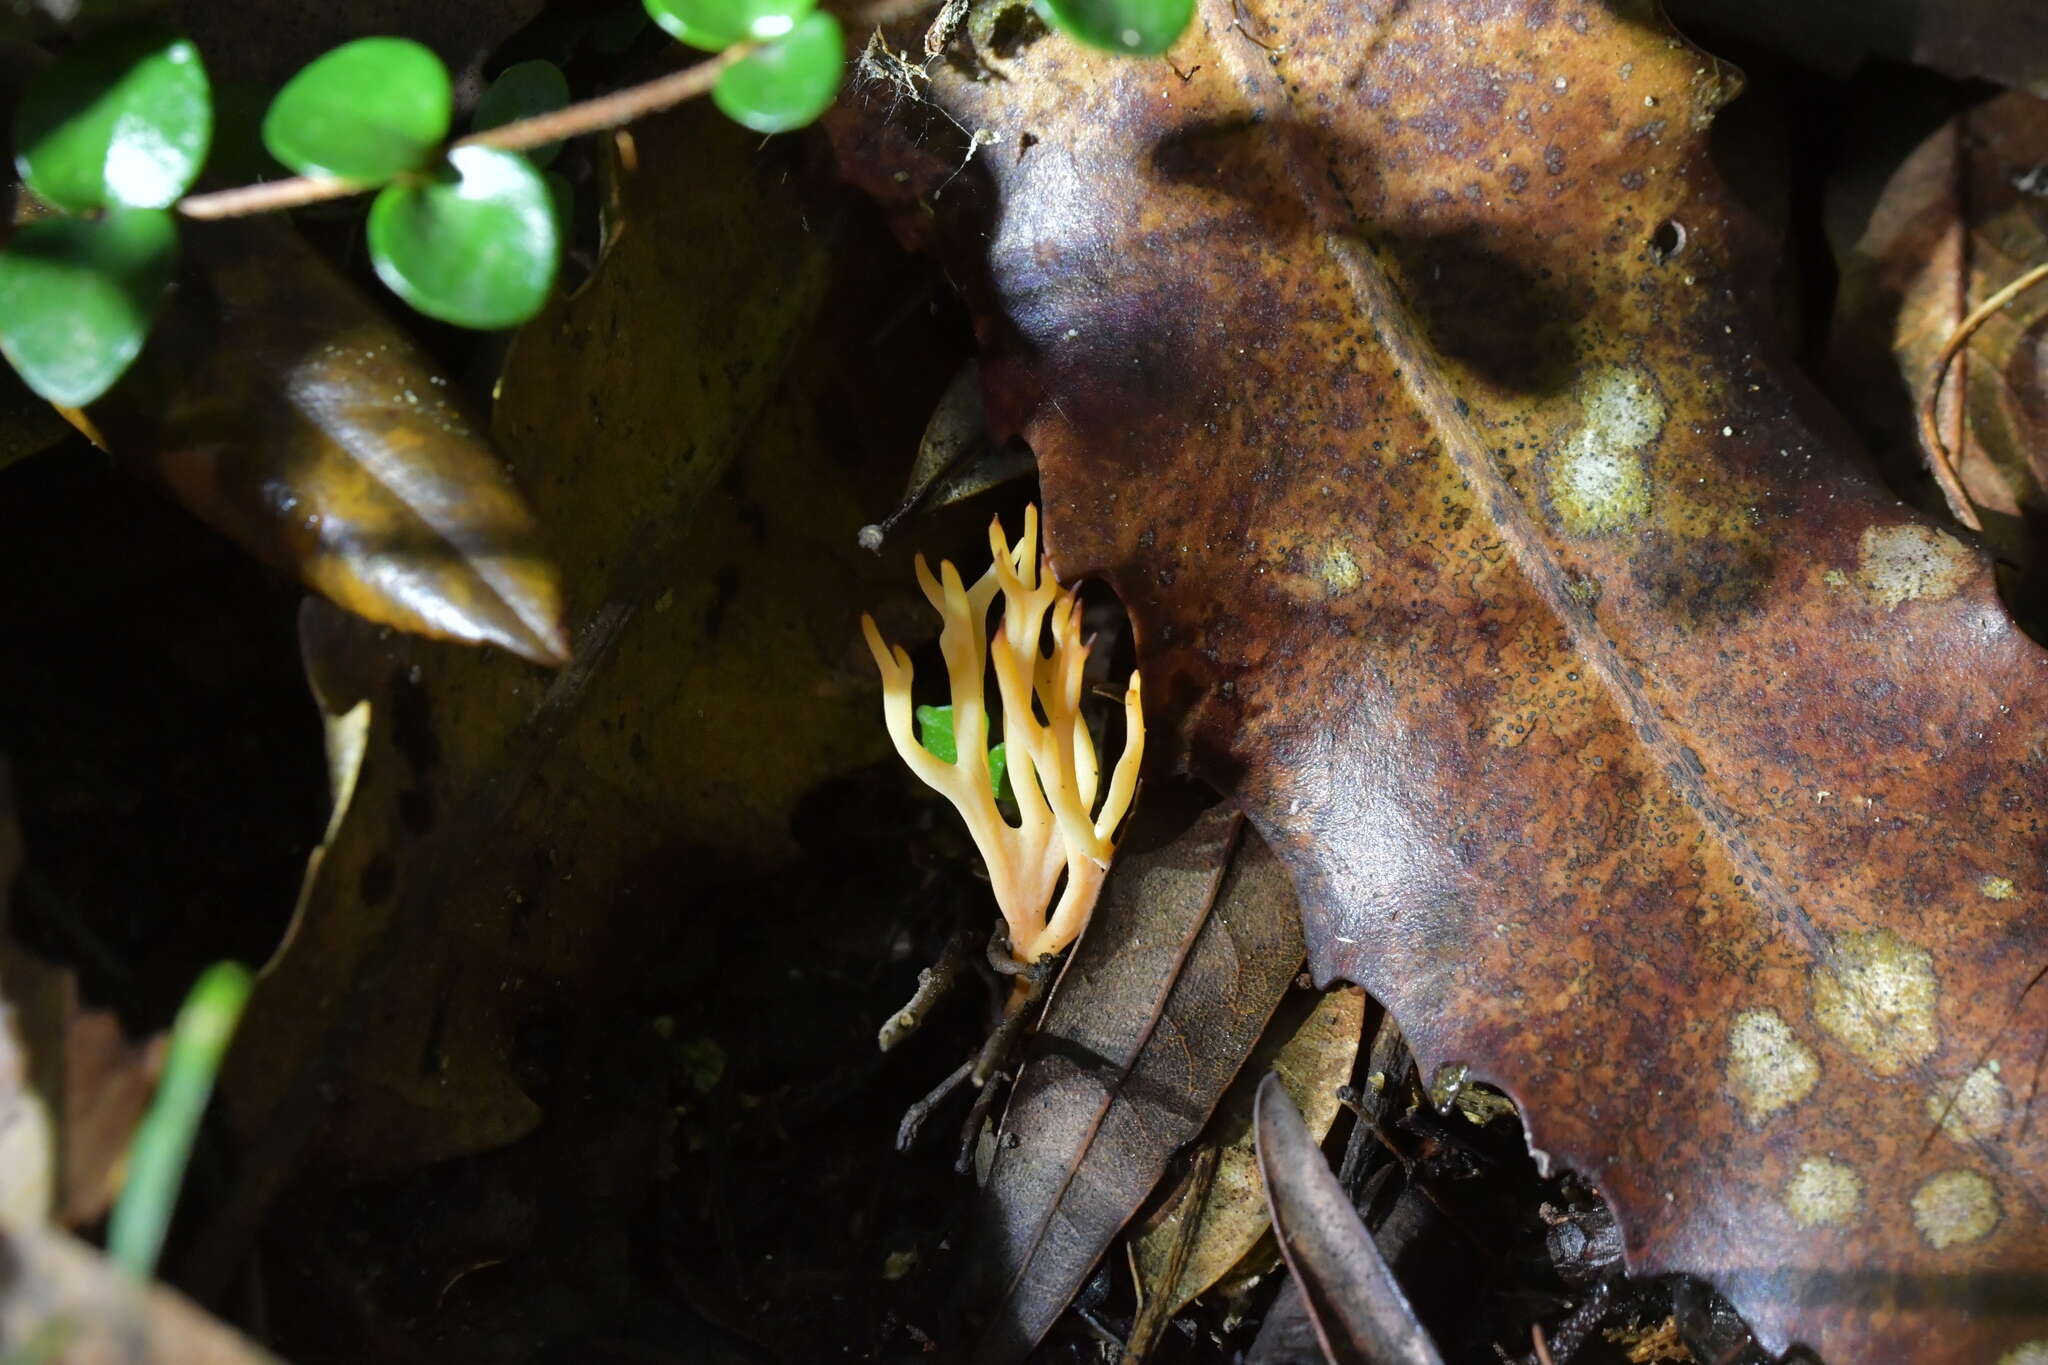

left=862, top=506, right=1143, bottom=966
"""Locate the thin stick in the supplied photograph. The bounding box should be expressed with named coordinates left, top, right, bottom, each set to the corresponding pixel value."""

left=1917, top=259, right=2048, bottom=532
left=177, top=47, right=749, bottom=221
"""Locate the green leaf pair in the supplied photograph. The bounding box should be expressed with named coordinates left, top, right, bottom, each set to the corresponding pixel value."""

left=643, top=0, right=845, bottom=134
left=262, top=39, right=559, bottom=330
left=916, top=704, right=1016, bottom=806
left=2, top=24, right=210, bottom=405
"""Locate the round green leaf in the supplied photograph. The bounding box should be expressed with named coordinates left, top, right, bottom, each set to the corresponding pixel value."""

left=264, top=38, right=450, bottom=182
left=366, top=146, right=559, bottom=329
left=1034, top=0, right=1191, bottom=54
left=712, top=11, right=843, bottom=135
left=644, top=0, right=816, bottom=52
left=0, top=210, right=177, bottom=406
left=474, top=60, right=570, bottom=167
left=14, top=24, right=211, bottom=211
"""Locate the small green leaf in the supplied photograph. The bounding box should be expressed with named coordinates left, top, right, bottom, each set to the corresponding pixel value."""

left=1034, top=0, right=1191, bottom=55
left=264, top=37, right=450, bottom=182
left=916, top=703, right=959, bottom=763
left=475, top=60, right=570, bottom=167
left=14, top=23, right=211, bottom=211
left=367, top=145, right=559, bottom=329
left=712, top=11, right=843, bottom=135
left=644, top=0, right=816, bottom=51
left=914, top=704, right=1013, bottom=803
left=0, top=210, right=177, bottom=406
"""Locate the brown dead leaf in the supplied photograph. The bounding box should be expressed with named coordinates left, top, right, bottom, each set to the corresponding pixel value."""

left=1132, top=982, right=1365, bottom=1330
left=833, top=1, right=2048, bottom=1358
left=961, top=797, right=1302, bottom=1361
left=1831, top=90, right=2048, bottom=579
left=1255, top=1074, right=1443, bottom=1365
left=192, top=105, right=953, bottom=1294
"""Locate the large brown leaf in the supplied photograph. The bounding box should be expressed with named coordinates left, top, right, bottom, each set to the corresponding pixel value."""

left=832, top=1, right=2048, bottom=1357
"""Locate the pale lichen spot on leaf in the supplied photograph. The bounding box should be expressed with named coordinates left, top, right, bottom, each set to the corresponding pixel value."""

left=1725, top=1007, right=1819, bottom=1125
left=1318, top=542, right=1363, bottom=596
left=1981, top=875, right=2017, bottom=901
left=1856, top=524, right=1972, bottom=609
left=1546, top=367, right=1665, bottom=536
left=1810, top=928, right=1939, bottom=1077
left=1926, top=1060, right=2009, bottom=1143
left=1782, top=1154, right=1861, bottom=1228
left=1911, top=1169, right=2001, bottom=1250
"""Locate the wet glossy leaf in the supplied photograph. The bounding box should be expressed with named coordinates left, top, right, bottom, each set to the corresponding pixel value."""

left=14, top=23, right=211, bottom=211
left=962, top=799, right=1303, bottom=1362
left=643, top=0, right=815, bottom=51
left=474, top=59, right=569, bottom=167
left=367, top=145, right=558, bottom=329
left=0, top=210, right=177, bottom=407
left=713, top=11, right=842, bottom=135
left=831, top=1, right=2048, bottom=1358
left=1036, top=0, right=1189, bottom=56
left=262, top=37, right=449, bottom=181
left=72, top=219, right=568, bottom=663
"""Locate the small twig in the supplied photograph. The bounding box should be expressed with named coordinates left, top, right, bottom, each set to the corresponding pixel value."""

left=954, top=1067, right=1010, bottom=1172
left=878, top=925, right=978, bottom=1050
left=177, top=47, right=750, bottom=221
left=896, top=1057, right=976, bottom=1152
left=1918, top=259, right=2048, bottom=532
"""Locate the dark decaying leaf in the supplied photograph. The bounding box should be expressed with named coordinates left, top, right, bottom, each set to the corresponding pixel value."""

left=961, top=797, right=1303, bottom=1361
left=189, top=104, right=945, bottom=1295
left=831, top=1, right=2048, bottom=1357
left=71, top=219, right=569, bottom=664
left=0, top=760, right=164, bottom=1232
left=1254, top=1074, right=1443, bottom=1365
left=1829, top=90, right=2048, bottom=585
left=0, top=1222, right=279, bottom=1363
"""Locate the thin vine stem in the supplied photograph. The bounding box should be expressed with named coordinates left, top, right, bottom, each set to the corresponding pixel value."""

left=176, top=45, right=750, bottom=222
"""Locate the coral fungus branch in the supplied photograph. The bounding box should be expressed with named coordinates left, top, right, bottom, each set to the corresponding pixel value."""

left=861, top=506, right=1143, bottom=969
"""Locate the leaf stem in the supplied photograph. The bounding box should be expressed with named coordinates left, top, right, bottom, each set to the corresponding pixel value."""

left=177, top=47, right=749, bottom=222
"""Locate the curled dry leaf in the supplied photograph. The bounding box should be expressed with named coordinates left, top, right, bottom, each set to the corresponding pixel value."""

left=1131, top=982, right=1366, bottom=1330
left=1255, top=1074, right=1444, bottom=1365
left=71, top=220, right=570, bottom=665
left=961, top=797, right=1302, bottom=1362
left=1831, top=90, right=2048, bottom=581
left=832, top=1, right=2048, bottom=1357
